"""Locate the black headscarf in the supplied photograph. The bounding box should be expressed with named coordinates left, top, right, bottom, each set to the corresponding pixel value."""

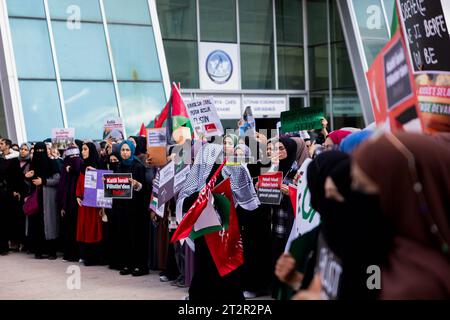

left=130, top=136, right=147, bottom=156
left=278, top=137, right=297, bottom=176
left=30, top=142, right=55, bottom=179
left=81, top=142, right=99, bottom=173
left=75, top=139, right=84, bottom=153
left=306, top=151, right=350, bottom=214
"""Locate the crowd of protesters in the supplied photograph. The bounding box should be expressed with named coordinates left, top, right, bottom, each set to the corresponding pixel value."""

left=0, top=117, right=449, bottom=300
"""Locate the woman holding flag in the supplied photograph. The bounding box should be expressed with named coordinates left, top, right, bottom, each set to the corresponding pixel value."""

left=174, top=142, right=245, bottom=301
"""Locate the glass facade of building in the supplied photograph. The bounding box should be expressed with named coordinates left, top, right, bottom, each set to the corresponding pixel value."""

left=156, top=0, right=376, bottom=131
left=0, top=0, right=398, bottom=141
left=1, top=0, right=168, bottom=141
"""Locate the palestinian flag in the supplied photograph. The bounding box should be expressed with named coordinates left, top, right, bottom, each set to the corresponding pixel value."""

left=171, top=161, right=244, bottom=277
left=154, top=82, right=193, bottom=137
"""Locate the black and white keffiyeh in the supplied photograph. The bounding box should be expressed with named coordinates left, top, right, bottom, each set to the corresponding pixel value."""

left=176, top=143, right=223, bottom=222
left=222, top=165, right=260, bottom=211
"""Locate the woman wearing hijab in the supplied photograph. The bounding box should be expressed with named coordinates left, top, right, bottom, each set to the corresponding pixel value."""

left=291, top=137, right=310, bottom=167
left=128, top=135, right=147, bottom=164
left=112, top=140, right=149, bottom=276
left=324, top=129, right=353, bottom=151
left=176, top=142, right=244, bottom=301
left=339, top=130, right=373, bottom=154
left=57, top=145, right=82, bottom=262
left=352, top=132, right=450, bottom=299
left=270, top=137, right=297, bottom=297
left=18, top=143, right=32, bottom=252
left=25, top=142, right=60, bottom=259
left=76, top=142, right=103, bottom=266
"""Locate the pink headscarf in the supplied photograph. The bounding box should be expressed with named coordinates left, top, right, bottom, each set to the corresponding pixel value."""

left=327, top=130, right=352, bottom=146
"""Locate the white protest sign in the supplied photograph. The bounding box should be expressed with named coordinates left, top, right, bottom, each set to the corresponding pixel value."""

left=51, top=128, right=75, bottom=150
left=285, top=158, right=321, bottom=252
left=186, top=97, right=224, bottom=137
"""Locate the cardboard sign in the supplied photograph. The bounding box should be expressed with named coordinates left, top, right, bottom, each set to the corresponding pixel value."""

left=149, top=183, right=165, bottom=218
left=186, top=97, right=224, bottom=137
left=103, top=117, right=125, bottom=142
left=147, top=127, right=167, bottom=166
left=157, top=161, right=175, bottom=207
left=257, top=171, right=283, bottom=205
left=280, top=107, right=324, bottom=134
left=396, top=0, right=450, bottom=132
left=397, top=0, right=450, bottom=74
left=83, top=169, right=113, bottom=208
left=103, top=173, right=133, bottom=199
left=51, top=128, right=75, bottom=150
left=239, top=106, right=256, bottom=136
left=366, top=30, right=424, bottom=132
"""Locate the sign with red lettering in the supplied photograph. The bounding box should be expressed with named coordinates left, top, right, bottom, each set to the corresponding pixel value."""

left=257, top=171, right=283, bottom=205
left=366, top=30, right=424, bottom=132
left=103, top=173, right=133, bottom=199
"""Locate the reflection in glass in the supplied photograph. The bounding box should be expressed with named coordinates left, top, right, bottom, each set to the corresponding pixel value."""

left=163, top=40, right=199, bottom=88
left=108, top=25, right=161, bottom=81
left=6, top=0, right=45, bottom=18
left=307, top=0, right=328, bottom=45
left=157, top=0, right=197, bottom=40
left=331, top=43, right=355, bottom=89
left=239, top=0, right=273, bottom=44
left=276, top=0, right=302, bottom=46
left=52, top=21, right=112, bottom=80
left=309, top=45, right=328, bottom=90
left=103, top=0, right=151, bottom=25
left=19, top=80, right=63, bottom=141
left=9, top=19, right=55, bottom=79
left=118, top=82, right=166, bottom=135
left=48, top=0, right=102, bottom=22
left=62, top=81, right=119, bottom=139
left=278, top=46, right=305, bottom=90
left=241, top=44, right=274, bottom=89
left=200, top=0, right=236, bottom=43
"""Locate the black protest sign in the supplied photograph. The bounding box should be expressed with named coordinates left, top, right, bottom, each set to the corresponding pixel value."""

left=397, top=0, right=450, bottom=73
left=384, top=37, right=414, bottom=109
left=257, top=172, right=283, bottom=205
left=103, top=173, right=133, bottom=199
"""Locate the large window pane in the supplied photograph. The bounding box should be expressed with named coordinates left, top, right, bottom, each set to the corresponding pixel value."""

left=276, top=0, right=303, bottom=46
left=307, top=0, right=327, bottom=45
left=19, top=80, right=63, bottom=141
left=108, top=24, right=161, bottom=81
left=62, top=81, right=118, bottom=139
left=241, top=44, right=274, bottom=89
left=239, top=0, right=273, bottom=44
left=118, top=82, right=166, bottom=135
left=163, top=40, right=199, bottom=88
left=0, top=86, right=8, bottom=137
left=52, top=21, right=112, bottom=80
left=309, top=45, right=329, bottom=90
left=157, top=0, right=197, bottom=40
left=48, top=0, right=102, bottom=22
left=278, top=46, right=304, bottom=89
left=103, top=0, right=151, bottom=25
left=9, top=19, right=55, bottom=79
left=331, top=92, right=364, bottom=128
left=330, top=0, right=344, bottom=42
left=383, top=0, right=396, bottom=28
left=6, top=0, right=45, bottom=18
left=332, top=43, right=355, bottom=89
left=200, top=0, right=236, bottom=43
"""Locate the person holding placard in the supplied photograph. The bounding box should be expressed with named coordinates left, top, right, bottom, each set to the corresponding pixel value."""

left=76, top=142, right=103, bottom=266
left=112, top=140, right=149, bottom=277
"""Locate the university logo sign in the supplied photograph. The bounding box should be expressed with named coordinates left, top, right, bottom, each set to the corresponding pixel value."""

left=206, top=50, right=233, bottom=84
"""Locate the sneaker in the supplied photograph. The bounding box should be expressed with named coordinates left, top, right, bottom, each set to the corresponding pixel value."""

left=159, top=275, right=170, bottom=282
left=176, top=280, right=187, bottom=288
left=243, top=291, right=258, bottom=299
left=132, top=268, right=149, bottom=277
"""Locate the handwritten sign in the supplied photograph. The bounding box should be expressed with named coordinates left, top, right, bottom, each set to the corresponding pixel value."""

left=397, top=0, right=450, bottom=73
left=186, top=97, right=224, bottom=137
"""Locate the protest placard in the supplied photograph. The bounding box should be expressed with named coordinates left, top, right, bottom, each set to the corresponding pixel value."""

left=51, top=128, right=75, bottom=150
left=147, top=127, right=168, bottom=166
left=83, top=169, right=113, bottom=208
left=257, top=171, right=283, bottom=205
left=103, top=117, right=125, bottom=142
left=103, top=173, right=133, bottom=199
left=186, top=97, right=224, bottom=137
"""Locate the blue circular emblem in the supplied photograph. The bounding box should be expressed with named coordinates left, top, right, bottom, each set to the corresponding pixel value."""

left=206, top=50, right=233, bottom=84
